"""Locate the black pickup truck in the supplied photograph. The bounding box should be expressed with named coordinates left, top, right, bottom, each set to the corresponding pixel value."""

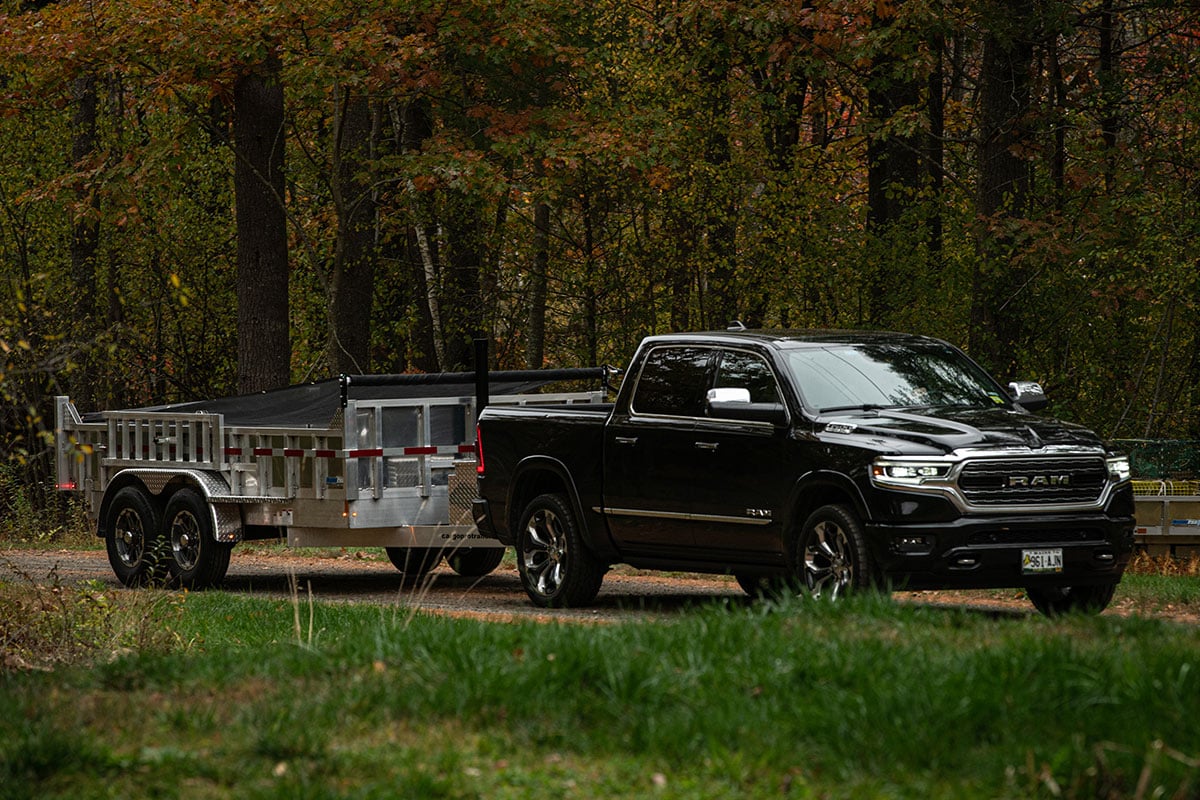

left=473, top=329, right=1135, bottom=615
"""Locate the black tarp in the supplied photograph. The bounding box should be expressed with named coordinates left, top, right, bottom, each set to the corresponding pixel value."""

left=81, top=370, right=606, bottom=429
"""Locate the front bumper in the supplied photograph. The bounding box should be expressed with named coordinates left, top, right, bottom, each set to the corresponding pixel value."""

left=866, top=511, right=1136, bottom=590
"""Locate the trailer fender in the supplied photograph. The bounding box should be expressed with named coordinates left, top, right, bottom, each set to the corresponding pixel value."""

left=98, top=469, right=244, bottom=544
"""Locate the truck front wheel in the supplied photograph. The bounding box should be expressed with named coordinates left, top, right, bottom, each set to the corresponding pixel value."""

left=1026, top=582, right=1116, bottom=616
left=516, top=493, right=605, bottom=608
left=796, top=504, right=874, bottom=599
left=163, top=488, right=232, bottom=589
left=105, top=486, right=168, bottom=587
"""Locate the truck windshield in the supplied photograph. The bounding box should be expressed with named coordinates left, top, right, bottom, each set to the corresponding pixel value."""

left=784, top=343, right=1007, bottom=414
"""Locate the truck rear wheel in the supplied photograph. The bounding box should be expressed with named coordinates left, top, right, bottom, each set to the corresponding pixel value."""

left=163, top=488, right=232, bottom=589
left=446, top=548, right=505, bottom=577
left=516, top=493, right=605, bottom=608
left=797, top=504, right=874, bottom=599
left=105, top=486, right=168, bottom=587
left=1026, top=582, right=1116, bottom=617
left=385, top=547, right=442, bottom=581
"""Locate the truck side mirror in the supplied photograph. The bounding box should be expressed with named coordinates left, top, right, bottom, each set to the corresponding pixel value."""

left=1008, top=381, right=1049, bottom=412
left=706, top=388, right=787, bottom=425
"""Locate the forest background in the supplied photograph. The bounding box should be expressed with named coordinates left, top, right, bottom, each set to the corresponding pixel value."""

left=1, top=0, right=1199, bottom=508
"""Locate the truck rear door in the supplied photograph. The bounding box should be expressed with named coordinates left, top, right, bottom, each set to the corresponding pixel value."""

left=603, top=345, right=714, bottom=555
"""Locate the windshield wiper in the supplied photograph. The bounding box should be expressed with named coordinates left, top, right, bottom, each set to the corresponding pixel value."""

left=818, top=404, right=890, bottom=414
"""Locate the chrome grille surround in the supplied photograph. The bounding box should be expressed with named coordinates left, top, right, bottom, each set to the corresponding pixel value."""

left=871, top=446, right=1122, bottom=515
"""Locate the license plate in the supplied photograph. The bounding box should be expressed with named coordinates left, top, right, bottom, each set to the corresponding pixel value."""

left=1022, top=548, right=1063, bottom=574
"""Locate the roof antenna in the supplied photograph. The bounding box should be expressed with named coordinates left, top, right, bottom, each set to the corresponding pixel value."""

left=726, top=320, right=747, bottom=332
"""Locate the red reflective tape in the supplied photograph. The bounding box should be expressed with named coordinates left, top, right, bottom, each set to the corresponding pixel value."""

left=315, top=449, right=336, bottom=458
left=458, top=444, right=476, bottom=454
left=283, top=449, right=304, bottom=457
left=224, top=448, right=243, bottom=456
left=404, top=446, right=439, bottom=456
left=253, top=448, right=273, bottom=456
left=348, top=448, right=383, bottom=458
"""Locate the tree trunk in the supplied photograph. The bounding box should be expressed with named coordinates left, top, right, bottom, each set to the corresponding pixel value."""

left=697, top=29, right=737, bottom=329
left=328, top=88, right=378, bottom=375
left=69, top=72, right=99, bottom=408
left=441, top=192, right=485, bottom=371
left=970, top=0, right=1035, bottom=373
left=526, top=188, right=550, bottom=369
left=233, top=52, right=290, bottom=394
left=865, top=4, right=923, bottom=327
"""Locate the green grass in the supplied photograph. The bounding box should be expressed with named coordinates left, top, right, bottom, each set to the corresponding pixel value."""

left=2, top=589, right=1199, bottom=799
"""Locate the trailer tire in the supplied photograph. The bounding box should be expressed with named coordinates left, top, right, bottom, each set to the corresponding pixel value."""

left=446, top=547, right=505, bottom=577
left=104, top=486, right=169, bottom=587
left=516, top=493, right=605, bottom=608
left=385, top=547, right=442, bottom=581
left=163, top=488, right=232, bottom=589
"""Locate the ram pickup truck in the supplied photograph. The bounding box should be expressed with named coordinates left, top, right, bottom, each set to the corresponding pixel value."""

left=473, top=329, right=1135, bottom=615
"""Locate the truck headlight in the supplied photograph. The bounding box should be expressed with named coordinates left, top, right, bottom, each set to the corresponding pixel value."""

left=871, top=459, right=953, bottom=487
left=1106, top=455, right=1131, bottom=483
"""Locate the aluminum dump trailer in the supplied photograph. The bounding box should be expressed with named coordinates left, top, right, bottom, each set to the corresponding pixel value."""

left=55, top=370, right=604, bottom=588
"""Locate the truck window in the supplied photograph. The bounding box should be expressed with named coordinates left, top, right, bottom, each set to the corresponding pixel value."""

left=714, top=350, right=781, bottom=404
left=631, top=346, right=713, bottom=417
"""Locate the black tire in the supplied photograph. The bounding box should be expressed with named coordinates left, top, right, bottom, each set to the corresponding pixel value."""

left=1026, top=582, right=1117, bottom=617
left=516, top=493, right=605, bottom=608
left=385, top=547, right=443, bottom=580
left=163, top=488, right=232, bottom=589
left=446, top=547, right=505, bottom=577
left=796, top=504, right=875, bottom=599
left=104, top=486, right=168, bottom=587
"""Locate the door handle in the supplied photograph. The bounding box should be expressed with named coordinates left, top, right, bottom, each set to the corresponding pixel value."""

left=694, top=441, right=719, bottom=451
left=614, top=436, right=638, bottom=445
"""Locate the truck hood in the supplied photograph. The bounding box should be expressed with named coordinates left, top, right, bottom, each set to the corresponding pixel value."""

left=819, top=406, right=1105, bottom=455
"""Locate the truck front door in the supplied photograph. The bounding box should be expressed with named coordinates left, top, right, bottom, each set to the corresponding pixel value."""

left=687, top=348, right=795, bottom=562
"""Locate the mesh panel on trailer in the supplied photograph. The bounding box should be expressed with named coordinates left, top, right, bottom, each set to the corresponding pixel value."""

left=1112, top=439, right=1200, bottom=481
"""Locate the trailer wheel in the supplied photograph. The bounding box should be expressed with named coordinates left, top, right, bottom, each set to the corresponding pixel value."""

left=385, top=547, right=442, bottom=581
left=446, top=547, right=505, bottom=577
left=105, top=487, right=168, bottom=587
left=1026, top=582, right=1117, bottom=617
left=516, top=493, right=605, bottom=608
left=163, top=488, right=232, bottom=589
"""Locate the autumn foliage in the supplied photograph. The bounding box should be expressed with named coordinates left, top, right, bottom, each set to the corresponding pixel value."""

left=2, top=0, right=1200, bottom=477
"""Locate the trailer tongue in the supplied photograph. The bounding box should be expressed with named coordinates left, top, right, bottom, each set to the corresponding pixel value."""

left=55, top=370, right=605, bottom=589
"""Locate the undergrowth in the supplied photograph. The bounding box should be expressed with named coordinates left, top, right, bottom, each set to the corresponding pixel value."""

left=0, top=560, right=183, bottom=671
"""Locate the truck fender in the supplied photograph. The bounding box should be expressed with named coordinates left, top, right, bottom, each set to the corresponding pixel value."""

left=98, top=469, right=243, bottom=544
left=784, top=470, right=872, bottom=533
left=507, top=456, right=616, bottom=561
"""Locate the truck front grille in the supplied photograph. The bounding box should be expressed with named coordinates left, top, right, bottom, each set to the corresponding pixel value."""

left=958, top=457, right=1107, bottom=506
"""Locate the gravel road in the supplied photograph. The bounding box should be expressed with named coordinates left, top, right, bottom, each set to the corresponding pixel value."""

left=0, top=547, right=751, bottom=624
left=6, top=546, right=1185, bottom=623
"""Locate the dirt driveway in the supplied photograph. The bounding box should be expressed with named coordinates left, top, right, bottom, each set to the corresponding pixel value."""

left=1, top=547, right=755, bottom=624
left=1, top=546, right=1185, bottom=623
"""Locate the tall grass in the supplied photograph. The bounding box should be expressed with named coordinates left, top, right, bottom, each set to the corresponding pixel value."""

left=2, top=590, right=1198, bottom=799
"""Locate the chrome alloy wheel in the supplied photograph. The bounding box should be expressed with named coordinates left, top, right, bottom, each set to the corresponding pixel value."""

left=803, top=518, right=855, bottom=598
left=523, top=508, right=567, bottom=598
left=169, top=509, right=201, bottom=572
left=113, top=508, right=146, bottom=568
